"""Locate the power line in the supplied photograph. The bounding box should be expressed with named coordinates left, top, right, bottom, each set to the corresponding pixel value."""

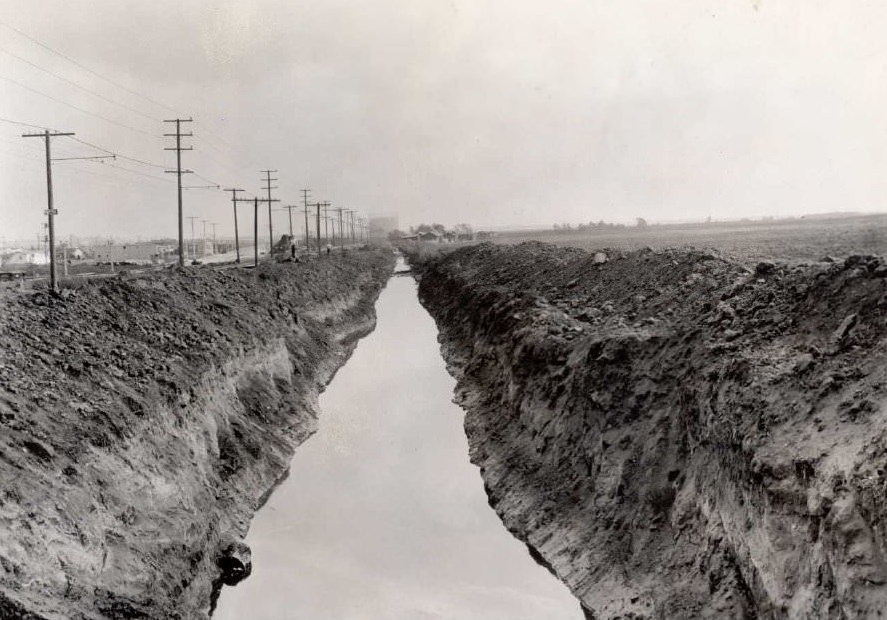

left=0, top=20, right=180, bottom=116
left=0, top=46, right=160, bottom=122
left=0, top=116, right=55, bottom=131
left=191, top=145, right=246, bottom=178
left=0, top=146, right=45, bottom=165
left=191, top=170, right=222, bottom=188
left=50, top=157, right=172, bottom=192
left=100, top=160, right=177, bottom=184
left=53, top=157, right=176, bottom=188
left=0, top=73, right=163, bottom=140
left=69, top=136, right=167, bottom=169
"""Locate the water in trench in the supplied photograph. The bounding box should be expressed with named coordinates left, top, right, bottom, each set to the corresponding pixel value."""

left=215, top=268, right=581, bottom=620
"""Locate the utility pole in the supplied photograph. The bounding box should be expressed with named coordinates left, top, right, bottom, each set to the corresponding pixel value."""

left=336, top=207, right=345, bottom=249
left=253, top=197, right=259, bottom=267
left=163, top=118, right=193, bottom=267
left=260, top=170, right=279, bottom=254
left=283, top=205, right=297, bottom=238
left=224, top=188, right=248, bottom=263
left=301, top=189, right=311, bottom=249
left=315, top=201, right=322, bottom=256
left=323, top=202, right=330, bottom=247
left=187, top=216, right=199, bottom=262
left=22, top=129, right=75, bottom=294
left=211, top=222, right=217, bottom=253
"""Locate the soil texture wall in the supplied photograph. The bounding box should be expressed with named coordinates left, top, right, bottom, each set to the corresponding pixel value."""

left=412, top=242, right=887, bottom=619
left=0, top=249, right=393, bottom=619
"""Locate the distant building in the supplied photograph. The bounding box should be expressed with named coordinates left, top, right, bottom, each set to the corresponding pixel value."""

left=417, top=230, right=443, bottom=242
left=86, top=242, right=175, bottom=264
left=1, top=250, right=48, bottom=266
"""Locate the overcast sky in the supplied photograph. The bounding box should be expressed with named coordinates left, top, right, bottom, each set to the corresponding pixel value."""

left=2, top=1, right=887, bottom=243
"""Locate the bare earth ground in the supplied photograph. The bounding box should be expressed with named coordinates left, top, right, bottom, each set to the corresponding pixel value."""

left=0, top=249, right=393, bottom=619
left=496, top=213, right=887, bottom=264
left=410, top=236, right=887, bottom=619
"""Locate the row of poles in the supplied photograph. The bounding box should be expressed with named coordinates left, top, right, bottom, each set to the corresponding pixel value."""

left=221, top=186, right=370, bottom=268
left=165, top=119, right=371, bottom=269
left=22, top=119, right=372, bottom=294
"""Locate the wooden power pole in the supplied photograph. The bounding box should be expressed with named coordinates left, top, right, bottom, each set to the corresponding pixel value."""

left=336, top=207, right=345, bottom=248
left=253, top=197, right=259, bottom=267
left=283, top=205, right=297, bottom=238
left=315, top=201, right=322, bottom=256
left=301, top=188, right=311, bottom=249
left=21, top=129, right=75, bottom=294
left=259, top=170, right=279, bottom=254
left=163, top=118, right=193, bottom=266
left=323, top=202, right=330, bottom=247
left=224, top=188, right=249, bottom=263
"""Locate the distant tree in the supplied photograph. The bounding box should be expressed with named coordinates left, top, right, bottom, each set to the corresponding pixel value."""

left=636, top=217, right=648, bottom=228
left=453, top=223, right=473, bottom=239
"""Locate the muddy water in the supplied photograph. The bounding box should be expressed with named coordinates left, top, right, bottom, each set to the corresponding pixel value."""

left=215, top=266, right=581, bottom=620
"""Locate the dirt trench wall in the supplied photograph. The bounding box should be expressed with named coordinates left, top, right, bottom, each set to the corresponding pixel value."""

left=412, top=242, right=887, bottom=619
left=0, top=250, right=393, bottom=620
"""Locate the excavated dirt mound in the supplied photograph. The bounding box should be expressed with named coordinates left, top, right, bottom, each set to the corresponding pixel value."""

left=412, top=242, right=887, bottom=619
left=0, top=249, right=393, bottom=619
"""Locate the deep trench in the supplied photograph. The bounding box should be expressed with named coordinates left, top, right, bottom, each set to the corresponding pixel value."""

left=214, top=264, right=582, bottom=619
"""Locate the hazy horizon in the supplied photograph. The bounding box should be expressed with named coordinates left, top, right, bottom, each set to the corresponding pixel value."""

left=3, top=1, right=887, bottom=242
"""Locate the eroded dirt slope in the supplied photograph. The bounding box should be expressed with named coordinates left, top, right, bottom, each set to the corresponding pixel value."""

left=0, top=249, right=393, bottom=619
left=412, top=242, right=887, bottom=619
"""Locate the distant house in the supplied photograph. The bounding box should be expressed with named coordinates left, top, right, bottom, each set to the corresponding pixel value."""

left=417, top=230, right=443, bottom=242
left=88, top=242, right=175, bottom=264
left=1, top=251, right=48, bottom=266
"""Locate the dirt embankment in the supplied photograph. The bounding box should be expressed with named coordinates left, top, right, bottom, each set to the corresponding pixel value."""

left=411, top=242, right=887, bottom=619
left=0, top=249, right=393, bottom=620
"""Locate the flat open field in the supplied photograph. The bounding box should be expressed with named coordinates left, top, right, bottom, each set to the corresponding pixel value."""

left=496, top=213, right=887, bottom=264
